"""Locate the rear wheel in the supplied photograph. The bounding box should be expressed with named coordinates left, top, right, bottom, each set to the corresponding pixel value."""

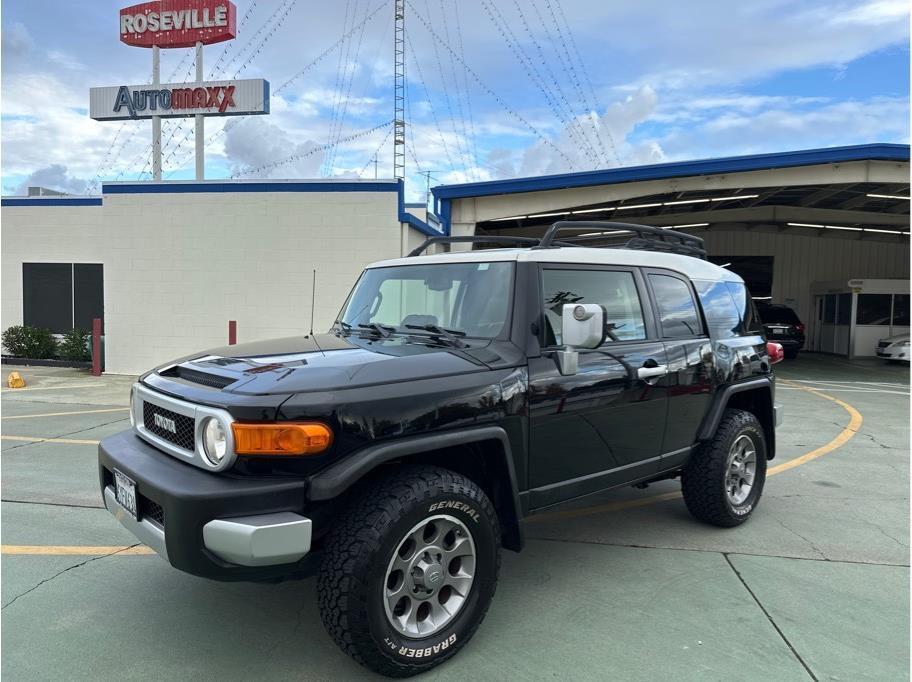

left=318, top=466, right=500, bottom=678
left=681, top=409, right=767, bottom=527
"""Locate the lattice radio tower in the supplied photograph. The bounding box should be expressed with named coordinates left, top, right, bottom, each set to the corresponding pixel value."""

left=393, top=0, right=405, bottom=179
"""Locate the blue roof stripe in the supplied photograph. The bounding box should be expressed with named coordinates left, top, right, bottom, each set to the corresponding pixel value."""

left=432, top=144, right=910, bottom=200
left=1, top=198, right=102, bottom=207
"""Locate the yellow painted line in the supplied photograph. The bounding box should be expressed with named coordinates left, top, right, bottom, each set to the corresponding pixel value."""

left=1, top=383, right=105, bottom=393
left=2, top=407, right=129, bottom=420
left=767, top=381, right=862, bottom=475
left=1, top=435, right=100, bottom=445
left=1, top=545, right=155, bottom=556
left=530, top=380, right=862, bottom=522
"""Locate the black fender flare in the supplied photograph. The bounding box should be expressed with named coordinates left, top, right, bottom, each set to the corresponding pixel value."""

left=308, top=426, right=525, bottom=551
left=697, top=377, right=776, bottom=458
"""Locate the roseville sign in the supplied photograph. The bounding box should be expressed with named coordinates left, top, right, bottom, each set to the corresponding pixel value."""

left=120, top=0, right=237, bottom=48
left=89, top=79, right=269, bottom=120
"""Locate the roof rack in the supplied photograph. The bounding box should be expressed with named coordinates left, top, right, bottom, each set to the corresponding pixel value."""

left=407, top=220, right=707, bottom=259
left=407, top=235, right=577, bottom=257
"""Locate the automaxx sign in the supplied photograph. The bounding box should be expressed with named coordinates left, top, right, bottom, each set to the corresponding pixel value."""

left=89, top=79, right=269, bottom=120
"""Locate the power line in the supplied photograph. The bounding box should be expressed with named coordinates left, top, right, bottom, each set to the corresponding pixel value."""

left=546, top=0, right=621, bottom=165
left=480, top=0, right=598, bottom=167
left=406, top=0, right=576, bottom=169
left=405, top=32, right=456, bottom=173
left=510, top=0, right=603, bottom=166
left=451, top=0, right=480, bottom=182
left=436, top=0, right=476, bottom=180
left=231, top=120, right=393, bottom=178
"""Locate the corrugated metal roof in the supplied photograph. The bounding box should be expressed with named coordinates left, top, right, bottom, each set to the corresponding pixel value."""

left=433, top=143, right=910, bottom=200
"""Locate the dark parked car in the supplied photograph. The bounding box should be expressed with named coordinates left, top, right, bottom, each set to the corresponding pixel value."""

left=99, top=222, right=782, bottom=677
left=756, top=303, right=805, bottom=359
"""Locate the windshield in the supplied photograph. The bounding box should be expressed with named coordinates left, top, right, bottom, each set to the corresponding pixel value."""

left=338, top=262, right=514, bottom=339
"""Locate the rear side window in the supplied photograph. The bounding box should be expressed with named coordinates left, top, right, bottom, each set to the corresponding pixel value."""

left=649, top=274, right=703, bottom=338
left=726, top=281, right=763, bottom=334
left=694, top=280, right=741, bottom=338
left=541, top=268, right=647, bottom=346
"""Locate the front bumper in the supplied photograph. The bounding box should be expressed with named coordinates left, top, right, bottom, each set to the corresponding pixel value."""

left=99, top=429, right=315, bottom=581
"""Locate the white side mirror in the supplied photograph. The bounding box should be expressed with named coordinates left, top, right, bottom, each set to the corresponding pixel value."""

left=556, top=304, right=606, bottom=376
left=562, top=304, right=606, bottom=349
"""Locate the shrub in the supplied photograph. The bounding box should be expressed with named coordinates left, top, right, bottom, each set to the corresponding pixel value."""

left=58, top=328, right=91, bottom=362
left=1, top=325, right=57, bottom=359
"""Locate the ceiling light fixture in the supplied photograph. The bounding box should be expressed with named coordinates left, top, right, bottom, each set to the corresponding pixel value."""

left=490, top=215, right=527, bottom=221
left=611, top=203, right=662, bottom=211
left=709, top=194, right=759, bottom=202
left=866, top=193, right=911, bottom=201
left=664, top=198, right=711, bottom=206
left=864, top=228, right=910, bottom=235
left=527, top=211, right=570, bottom=218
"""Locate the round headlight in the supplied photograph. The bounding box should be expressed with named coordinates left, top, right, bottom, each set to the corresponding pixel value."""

left=201, top=417, right=228, bottom=465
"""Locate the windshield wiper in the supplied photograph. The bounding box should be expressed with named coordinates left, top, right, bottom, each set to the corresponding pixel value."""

left=405, top=324, right=468, bottom=348
left=357, top=323, right=396, bottom=338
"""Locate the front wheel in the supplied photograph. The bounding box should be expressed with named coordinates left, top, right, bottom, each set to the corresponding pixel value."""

left=681, top=409, right=767, bottom=527
left=317, top=466, right=501, bottom=678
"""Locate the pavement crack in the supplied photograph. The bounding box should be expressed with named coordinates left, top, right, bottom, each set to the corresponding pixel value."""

left=723, top=553, right=818, bottom=682
left=776, top=519, right=828, bottom=560
left=1, top=543, right=142, bottom=611
left=1, top=498, right=104, bottom=510
left=1, top=416, right=129, bottom=451
left=525, top=536, right=911, bottom=568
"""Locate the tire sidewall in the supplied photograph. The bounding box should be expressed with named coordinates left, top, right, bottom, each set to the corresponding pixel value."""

left=365, top=488, right=499, bottom=666
left=723, top=420, right=767, bottom=521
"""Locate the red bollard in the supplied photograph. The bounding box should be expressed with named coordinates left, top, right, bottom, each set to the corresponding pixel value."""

left=91, top=318, right=102, bottom=376
left=228, top=320, right=237, bottom=345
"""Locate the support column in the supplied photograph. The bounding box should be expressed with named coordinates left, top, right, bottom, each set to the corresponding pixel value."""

left=152, top=45, right=162, bottom=181
left=195, top=41, right=205, bottom=181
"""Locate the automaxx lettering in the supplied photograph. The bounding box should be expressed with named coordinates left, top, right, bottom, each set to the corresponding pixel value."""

left=113, top=84, right=236, bottom=117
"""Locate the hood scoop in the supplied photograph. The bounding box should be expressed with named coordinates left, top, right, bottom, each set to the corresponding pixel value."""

left=158, top=364, right=238, bottom=389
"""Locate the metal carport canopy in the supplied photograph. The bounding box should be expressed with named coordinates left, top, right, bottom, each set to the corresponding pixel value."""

left=432, top=144, right=910, bottom=231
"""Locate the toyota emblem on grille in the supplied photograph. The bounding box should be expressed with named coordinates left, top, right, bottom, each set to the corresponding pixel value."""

left=153, top=413, right=177, bottom=434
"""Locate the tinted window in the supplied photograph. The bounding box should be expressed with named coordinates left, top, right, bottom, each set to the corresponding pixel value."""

left=856, top=294, right=892, bottom=325
left=757, top=305, right=801, bottom=325
left=725, top=281, right=762, bottom=334
left=541, top=269, right=646, bottom=345
left=694, top=280, right=740, bottom=338
left=22, top=263, right=104, bottom=334
left=650, top=274, right=702, bottom=338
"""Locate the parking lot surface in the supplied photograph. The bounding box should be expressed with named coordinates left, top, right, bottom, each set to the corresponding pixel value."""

left=2, top=355, right=909, bottom=680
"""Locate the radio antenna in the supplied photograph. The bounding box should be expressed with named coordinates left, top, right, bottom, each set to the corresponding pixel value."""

left=309, top=269, right=317, bottom=336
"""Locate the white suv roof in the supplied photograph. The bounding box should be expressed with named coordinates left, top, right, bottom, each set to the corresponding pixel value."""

left=369, top=247, right=742, bottom=283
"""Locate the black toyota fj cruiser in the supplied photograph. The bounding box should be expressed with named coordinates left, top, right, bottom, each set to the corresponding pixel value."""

left=99, top=222, right=782, bottom=677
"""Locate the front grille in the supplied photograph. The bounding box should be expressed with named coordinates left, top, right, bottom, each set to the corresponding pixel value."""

left=160, top=365, right=236, bottom=389
left=878, top=341, right=891, bottom=349
left=143, top=401, right=195, bottom=451
left=139, top=494, right=165, bottom=527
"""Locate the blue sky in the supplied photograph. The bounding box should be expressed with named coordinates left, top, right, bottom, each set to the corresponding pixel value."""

left=1, top=0, right=909, bottom=200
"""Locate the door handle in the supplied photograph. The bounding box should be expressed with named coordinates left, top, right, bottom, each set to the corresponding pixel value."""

left=637, top=364, right=668, bottom=380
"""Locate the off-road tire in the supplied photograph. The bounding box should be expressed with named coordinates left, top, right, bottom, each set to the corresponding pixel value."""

left=681, top=408, right=767, bottom=527
left=317, top=465, right=501, bottom=678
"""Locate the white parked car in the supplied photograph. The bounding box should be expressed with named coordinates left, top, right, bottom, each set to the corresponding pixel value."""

left=876, top=334, right=911, bottom=362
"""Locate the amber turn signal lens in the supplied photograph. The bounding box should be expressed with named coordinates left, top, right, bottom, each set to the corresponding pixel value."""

left=231, top=422, right=333, bottom=456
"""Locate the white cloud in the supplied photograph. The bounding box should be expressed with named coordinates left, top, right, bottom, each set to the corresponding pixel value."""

left=13, top=164, right=88, bottom=195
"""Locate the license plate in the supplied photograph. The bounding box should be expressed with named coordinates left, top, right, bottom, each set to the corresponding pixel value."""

left=114, top=469, right=138, bottom=520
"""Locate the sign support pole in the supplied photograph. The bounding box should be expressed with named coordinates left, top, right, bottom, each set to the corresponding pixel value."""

left=195, top=41, right=204, bottom=181
left=152, top=45, right=162, bottom=181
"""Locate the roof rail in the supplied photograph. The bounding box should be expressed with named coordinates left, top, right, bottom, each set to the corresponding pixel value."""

left=406, top=221, right=707, bottom=259
left=407, top=235, right=576, bottom=257
left=536, top=221, right=707, bottom=259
